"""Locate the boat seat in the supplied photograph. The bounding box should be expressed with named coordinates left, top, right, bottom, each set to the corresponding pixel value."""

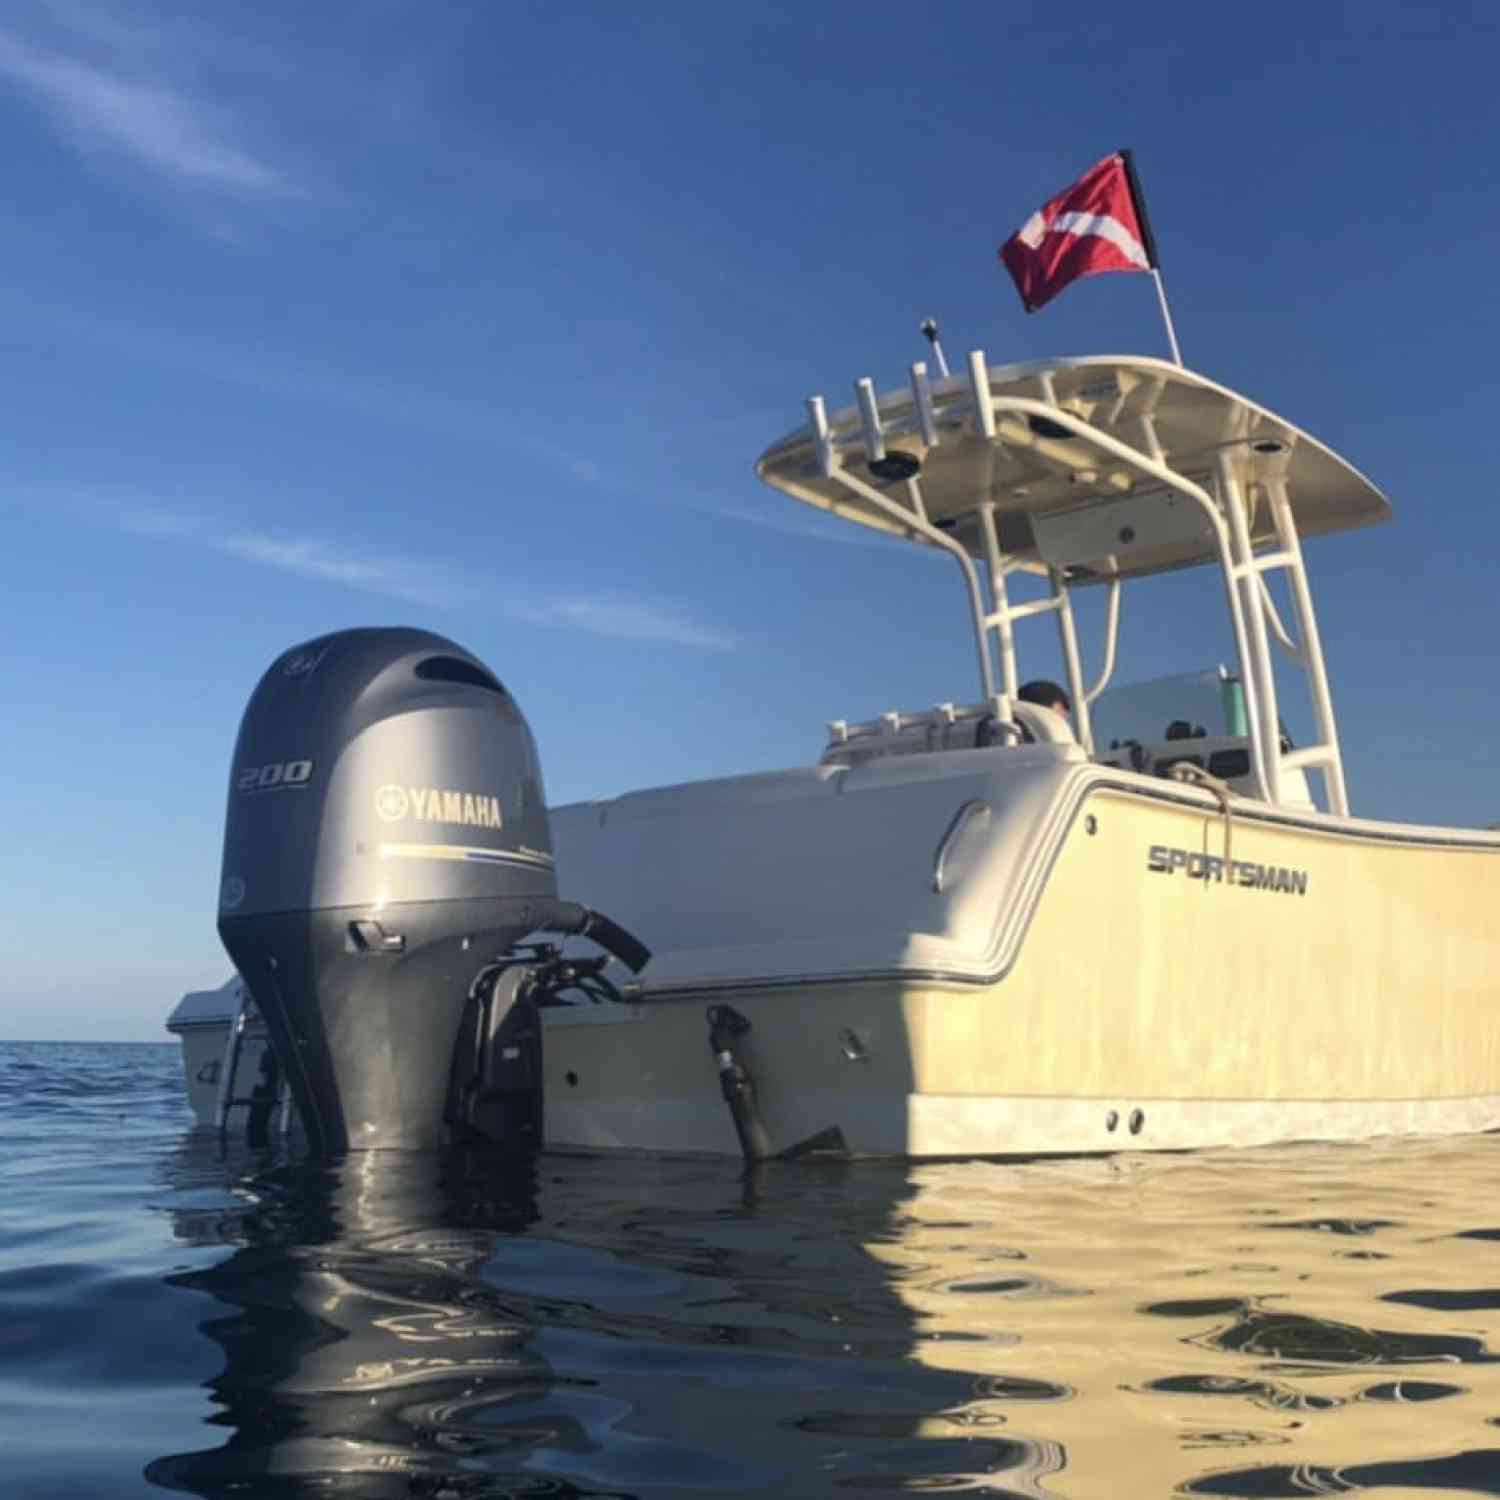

left=1011, top=700, right=1076, bottom=746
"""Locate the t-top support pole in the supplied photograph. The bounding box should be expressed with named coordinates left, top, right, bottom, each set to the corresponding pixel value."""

left=1049, top=570, right=1094, bottom=753
left=805, top=393, right=997, bottom=705
left=1218, top=450, right=1284, bottom=805
left=1264, top=475, right=1350, bottom=816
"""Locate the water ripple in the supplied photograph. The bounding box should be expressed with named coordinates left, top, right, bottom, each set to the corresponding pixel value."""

left=9, top=1045, right=1500, bottom=1495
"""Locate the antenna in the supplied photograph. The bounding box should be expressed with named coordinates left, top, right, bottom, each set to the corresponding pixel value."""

left=919, top=319, right=950, bottom=379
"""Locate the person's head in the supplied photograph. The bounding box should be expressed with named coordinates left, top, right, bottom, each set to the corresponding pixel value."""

left=1018, top=679, right=1071, bottom=717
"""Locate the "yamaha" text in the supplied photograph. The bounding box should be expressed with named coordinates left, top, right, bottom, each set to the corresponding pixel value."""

left=374, top=783, right=504, bottom=829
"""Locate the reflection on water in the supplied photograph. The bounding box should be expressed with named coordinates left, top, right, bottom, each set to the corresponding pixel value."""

left=11, top=1048, right=1500, bottom=1497
left=1182, top=1451, right=1500, bottom=1496
left=145, top=1146, right=1072, bottom=1497
left=1142, top=1296, right=1500, bottom=1366
left=148, top=1153, right=552, bottom=1497
left=134, top=1131, right=1500, bottom=1498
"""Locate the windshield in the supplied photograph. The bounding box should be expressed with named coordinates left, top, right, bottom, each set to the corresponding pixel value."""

left=1090, top=668, right=1246, bottom=749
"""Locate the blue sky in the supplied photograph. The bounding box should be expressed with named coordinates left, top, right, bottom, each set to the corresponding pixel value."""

left=2, top=1, right=1497, bottom=1039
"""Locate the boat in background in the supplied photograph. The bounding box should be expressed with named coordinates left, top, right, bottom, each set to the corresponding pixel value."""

left=166, top=975, right=286, bottom=1136
left=166, top=976, right=249, bottom=1128
left=175, top=351, right=1500, bottom=1159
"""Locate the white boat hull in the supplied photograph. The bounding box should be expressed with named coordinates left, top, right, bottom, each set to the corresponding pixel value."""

left=171, top=1021, right=232, bottom=1130
left=174, top=753, right=1500, bottom=1157
left=540, top=761, right=1500, bottom=1158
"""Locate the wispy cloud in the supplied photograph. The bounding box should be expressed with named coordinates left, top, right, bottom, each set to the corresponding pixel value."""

left=526, top=597, right=738, bottom=651
left=107, top=501, right=452, bottom=607
left=0, top=25, right=292, bottom=194
left=706, top=499, right=907, bottom=550
left=102, top=498, right=735, bottom=647
left=21, top=299, right=619, bottom=491
left=23, top=294, right=873, bottom=547
left=109, top=499, right=198, bottom=539
left=218, top=532, right=447, bottom=606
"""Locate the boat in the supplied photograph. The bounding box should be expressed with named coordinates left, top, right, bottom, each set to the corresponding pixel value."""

left=165, top=975, right=285, bottom=1132
left=167, top=977, right=246, bottom=1128
left=183, top=350, right=1500, bottom=1159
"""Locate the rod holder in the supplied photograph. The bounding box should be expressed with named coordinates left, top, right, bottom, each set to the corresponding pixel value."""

left=855, top=377, right=885, bottom=464
left=806, top=394, right=834, bottom=477
left=910, top=362, right=939, bottom=448
left=967, top=350, right=996, bottom=439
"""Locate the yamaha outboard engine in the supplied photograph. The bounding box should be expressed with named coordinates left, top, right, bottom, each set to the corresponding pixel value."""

left=216, top=628, right=647, bottom=1153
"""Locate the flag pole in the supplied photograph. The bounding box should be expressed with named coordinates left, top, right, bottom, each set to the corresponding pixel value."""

left=1120, top=149, right=1184, bottom=367
left=1149, top=269, right=1184, bottom=367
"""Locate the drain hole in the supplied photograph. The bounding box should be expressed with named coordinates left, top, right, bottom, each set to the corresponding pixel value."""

left=1129, top=1108, right=1145, bottom=1135
left=565, top=1071, right=579, bottom=1087
left=1105, top=1109, right=1119, bottom=1132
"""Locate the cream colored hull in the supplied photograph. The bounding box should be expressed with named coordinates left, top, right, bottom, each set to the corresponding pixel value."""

left=542, top=781, right=1500, bottom=1157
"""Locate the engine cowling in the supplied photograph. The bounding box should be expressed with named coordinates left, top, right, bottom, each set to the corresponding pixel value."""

left=217, top=627, right=566, bottom=1152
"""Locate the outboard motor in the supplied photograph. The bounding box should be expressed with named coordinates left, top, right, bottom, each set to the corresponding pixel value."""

left=217, top=628, right=647, bottom=1153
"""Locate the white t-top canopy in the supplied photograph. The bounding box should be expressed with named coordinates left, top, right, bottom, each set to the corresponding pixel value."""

left=755, top=355, right=1389, bottom=581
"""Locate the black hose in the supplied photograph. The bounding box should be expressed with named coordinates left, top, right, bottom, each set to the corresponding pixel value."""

left=540, top=902, right=651, bottom=973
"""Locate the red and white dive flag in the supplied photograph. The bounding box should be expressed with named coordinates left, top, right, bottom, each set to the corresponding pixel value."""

left=1000, top=152, right=1156, bottom=313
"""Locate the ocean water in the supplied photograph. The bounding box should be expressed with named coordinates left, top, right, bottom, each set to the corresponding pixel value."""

left=4, top=1042, right=1500, bottom=1498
